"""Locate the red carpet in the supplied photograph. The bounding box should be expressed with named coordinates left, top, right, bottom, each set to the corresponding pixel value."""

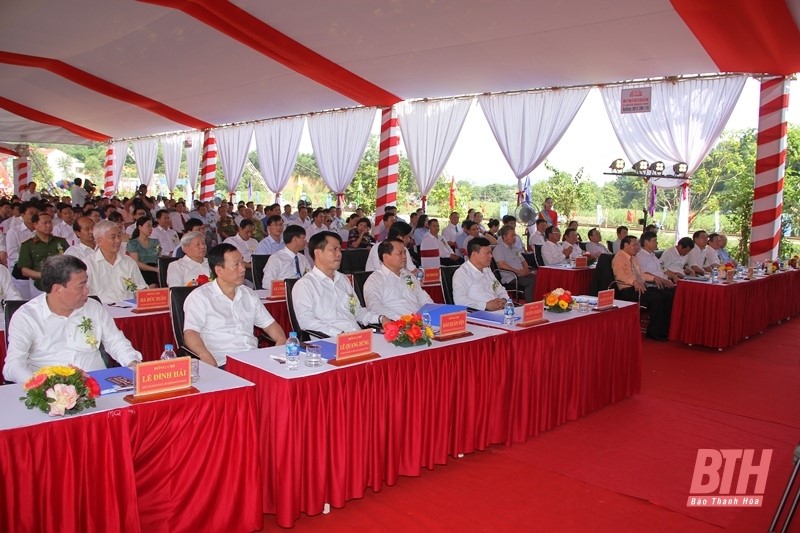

left=271, top=320, right=800, bottom=532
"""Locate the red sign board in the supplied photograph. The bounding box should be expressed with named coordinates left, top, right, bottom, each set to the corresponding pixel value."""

left=439, top=311, right=467, bottom=338
left=521, top=301, right=545, bottom=325
left=574, top=257, right=588, bottom=268
left=269, top=280, right=286, bottom=300
left=596, top=289, right=615, bottom=309
left=135, top=287, right=169, bottom=313
left=423, top=268, right=440, bottom=285
left=336, top=329, right=373, bottom=361
left=134, top=357, right=192, bottom=396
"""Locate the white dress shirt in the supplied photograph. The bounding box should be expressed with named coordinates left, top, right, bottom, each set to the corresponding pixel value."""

left=183, top=280, right=275, bottom=366
left=528, top=232, right=545, bottom=248
left=167, top=256, right=211, bottom=287
left=585, top=241, right=610, bottom=256
left=224, top=234, right=258, bottom=263
left=542, top=240, right=568, bottom=265
left=703, top=246, right=721, bottom=268
left=52, top=221, right=78, bottom=246
left=169, top=211, right=188, bottom=233
left=152, top=226, right=180, bottom=257
left=255, top=235, right=285, bottom=255
left=0, top=264, right=21, bottom=302
left=363, top=265, right=434, bottom=319
left=262, top=247, right=309, bottom=295
left=452, top=260, right=509, bottom=310
left=562, top=241, right=583, bottom=260
left=0, top=216, right=21, bottom=235
left=292, top=267, right=382, bottom=337
left=441, top=223, right=461, bottom=246
left=6, top=224, right=35, bottom=269
left=365, top=242, right=416, bottom=272
left=686, top=246, right=708, bottom=270
left=659, top=246, right=688, bottom=274
left=425, top=232, right=454, bottom=257
left=85, top=249, right=147, bottom=303
left=3, top=295, right=142, bottom=383
left=64, top=242, right=95, bottom=262
left=636, top=249, right=668, bottom=279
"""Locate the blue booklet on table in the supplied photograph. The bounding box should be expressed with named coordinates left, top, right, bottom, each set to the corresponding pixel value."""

left=88, top=367, right=135, bottom=395
left=418, top=304, right=468, bottom=327
left=468, top=310, right=520, bottom=324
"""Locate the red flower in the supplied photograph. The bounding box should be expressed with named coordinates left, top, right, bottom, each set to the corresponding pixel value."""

left=196, top=275, right=210, bottom=286
left=24, top=373, right=47, bottom=390
left=85, top=377, right=101, bottom=399
left=560, top=293, right=572, bottom=304
left=407, top=325, right=422, bottom=343
left=383, top=323, right=400, bottom=342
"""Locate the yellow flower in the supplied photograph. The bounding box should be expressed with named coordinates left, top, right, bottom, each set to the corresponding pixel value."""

left=545, top=294, right=558, bottom=307
left=558, top=300, right=569, bottom=310
left=400, top=314, right=413, bottom=323
left=36, top=365, right=76, bottom=377
left=425, top=326, right=434, bottom=338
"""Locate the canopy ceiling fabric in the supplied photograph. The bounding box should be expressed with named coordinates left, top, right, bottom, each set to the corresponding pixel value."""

left=1, top=0, right=799, bottom=146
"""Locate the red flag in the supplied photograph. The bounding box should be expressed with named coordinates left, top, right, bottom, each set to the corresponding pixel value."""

left=626, top=209, right=633, bottom=222
left=448, top=176, right=456, bottom=210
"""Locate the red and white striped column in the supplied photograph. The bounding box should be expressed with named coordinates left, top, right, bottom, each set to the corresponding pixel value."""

left=375, top=107, right=399, bottom=232
left=13, top=157, right=29, bottom=196
left=749, top=77, right=790, bottom=264
left=103, top=145, right=116, bottom=197
left=199, top=131, right=217, bottom=202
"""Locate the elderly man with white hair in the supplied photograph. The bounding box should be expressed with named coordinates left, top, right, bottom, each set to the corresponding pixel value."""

left=167, top=231, right=211, bottom=287
left=85, top=220, right=147, bottom=303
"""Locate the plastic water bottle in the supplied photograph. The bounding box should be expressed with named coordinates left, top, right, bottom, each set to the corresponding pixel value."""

left=416, top=269, right=425, bottom=284
left=160, top=344, right=176, bottom=360
left=503, top=298, right=515, bottom=326
left=285, top=332, right=300, bottom=370
left=711, top=267, right=719, bottom=284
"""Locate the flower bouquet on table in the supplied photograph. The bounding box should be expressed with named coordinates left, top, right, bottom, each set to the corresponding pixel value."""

left=383, top=314, right=434, bottom=347
left=717, top=262, right=735, bottom=274
left=544, top=288, right=572, bottom=312
left=789, top=255, right=800, bottom=269
left=19, top=365, right=100, bottom=417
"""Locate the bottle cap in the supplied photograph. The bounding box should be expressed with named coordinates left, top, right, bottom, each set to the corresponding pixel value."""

left=289, top=331, right=297, bottom=337
left=164, top=344, right=173, bottom=351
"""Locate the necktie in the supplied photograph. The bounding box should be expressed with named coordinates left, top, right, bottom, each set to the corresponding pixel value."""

left=294, top=255, right=302, bottom=278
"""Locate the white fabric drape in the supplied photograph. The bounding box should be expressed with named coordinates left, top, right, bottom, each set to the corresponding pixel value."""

left=184, top=131, right=203, bottom=204
left=109, top=141, right=127, bottom=193
left=308, top=108, right=375, bottom=201
left=396, top=98, right=472, bottom=203
left=214, top=124, right=254, bottom=196
left=601, top=75, right=747, bottom=239
left=131, top=138, right=158, bottom=187
left=161, top=134, right=183, bottom=193
left=254, top=116, right=305, bottom=199
left=478, top=88, right=589, bottom=180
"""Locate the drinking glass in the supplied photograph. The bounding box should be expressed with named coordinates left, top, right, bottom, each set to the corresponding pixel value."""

left=305, top=344, right=322, bottom=367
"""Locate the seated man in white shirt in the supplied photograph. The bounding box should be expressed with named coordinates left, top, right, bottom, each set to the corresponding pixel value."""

left=3, top=255, right=142, bottom=383
left=363, top=238, right=434, bottom=319
left=453, top=237, right=509, bottom=311
left=183, top=243, right=287, bottom=369
left=705, top=232, right=724, bottom=269
left=659, top=237, right=694, bottom=279
left=585, top=228, right=611, bottom=258
left=636, top=231, right=675, bottom=287
left=293, top=231, right=390, bottom=337
left=686, top=230, right=713, bottom=275
left=86, top=220, right=148, bottom=303
left=52, top=203, right=77, bottom=246
left=424, top=218, right=461, bottom=265
left=611, top=225, right=628, bottom=254
left=224, top=219, right=258, bottom=284
left=254, top=215, right=286, bottom=256
left=441, top=211, right=461, bottom=251
left=151, top=209, right=180, bottom=257
left=262, top=224, right=309, bottom=294
left=527, top=218, right=547, bottom=249
left=542, top=226, right=572, bottom=265
left=166, top=231, right=210, bottom=287
left=561, top=228, right=584, bottom=260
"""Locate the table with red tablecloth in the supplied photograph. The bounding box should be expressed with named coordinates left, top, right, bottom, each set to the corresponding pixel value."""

left=533, top=265, right=594, bottom=300
left=227, top=302, right=641, bottom=527
left=668, top=269, right=800, bottom=349
left=0, top=365, right=262, bottom=533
